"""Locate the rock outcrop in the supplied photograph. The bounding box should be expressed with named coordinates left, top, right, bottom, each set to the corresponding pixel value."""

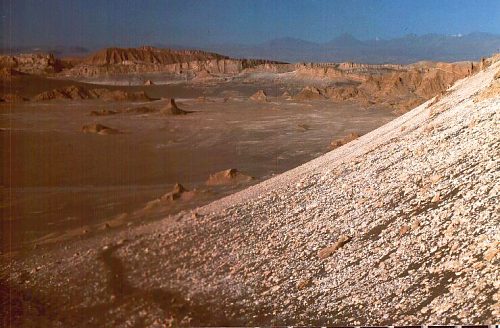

left=160, top=98, right=188, bottom=115
left=192, top=69, right=214, bottom=81
left=250, top=90, right=269, bottom=102
left=293, top=86, right=325, bottom=101
left=144, top=183, right=197, bottom=210
left=323, top=86, right=359, bottom=101
left=206, top=168, right=254, bottom=186
left=160, top=183, right=189, bottom=201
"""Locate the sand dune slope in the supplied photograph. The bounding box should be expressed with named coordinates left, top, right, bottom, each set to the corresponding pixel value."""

left=2, top=56, right=499, bottom=327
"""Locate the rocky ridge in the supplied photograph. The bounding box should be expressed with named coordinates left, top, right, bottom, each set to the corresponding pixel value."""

left=34, top=85, right=151, bottom=102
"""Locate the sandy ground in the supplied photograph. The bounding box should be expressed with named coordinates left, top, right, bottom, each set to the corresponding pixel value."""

left=1, top=79, right=394, bottom=251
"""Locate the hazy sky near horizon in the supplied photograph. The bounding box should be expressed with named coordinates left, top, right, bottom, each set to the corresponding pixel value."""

left=1, top=0, right=500, bottom=48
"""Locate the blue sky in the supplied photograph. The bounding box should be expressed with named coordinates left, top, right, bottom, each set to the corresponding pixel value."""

left=1, top=0, right=500, bottom=48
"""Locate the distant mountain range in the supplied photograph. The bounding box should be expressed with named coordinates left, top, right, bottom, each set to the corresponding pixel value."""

left=0, top=45, right=91, bottom=57
left=199, top=32, right=500, bottom=64
left=2, top=32, right=499, bottom=64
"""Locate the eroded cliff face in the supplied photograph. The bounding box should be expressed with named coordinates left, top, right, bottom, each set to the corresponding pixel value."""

left=83, top=46, right=228, bottom=66
left=62, top=46, right=287, bottom=77
left=294, top=62, right=405, bottom=81
left=241, top=61, right=295, bottom=73
left=63, top=58, right=246, bottom=77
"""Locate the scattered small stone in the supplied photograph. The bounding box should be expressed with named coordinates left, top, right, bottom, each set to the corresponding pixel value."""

left=431, top=192, right=441, bottom=203
left=473, top=262, right=486, bottom=270
left=296, top=278, right=312, bottom=290
left=484, top=247, right=498, bottom=262
left=116, top=239, right=127, bottom=246
left=399, top=225, right=410, bottom=236
left=430, top=174, right=443, bottom=184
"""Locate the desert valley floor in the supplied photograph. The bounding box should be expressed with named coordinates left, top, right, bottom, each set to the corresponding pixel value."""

left=1, top=78, right=396, bottom=251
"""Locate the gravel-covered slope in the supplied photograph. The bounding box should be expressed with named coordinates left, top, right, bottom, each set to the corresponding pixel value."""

left=2, top=56, right=499, bottom=327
